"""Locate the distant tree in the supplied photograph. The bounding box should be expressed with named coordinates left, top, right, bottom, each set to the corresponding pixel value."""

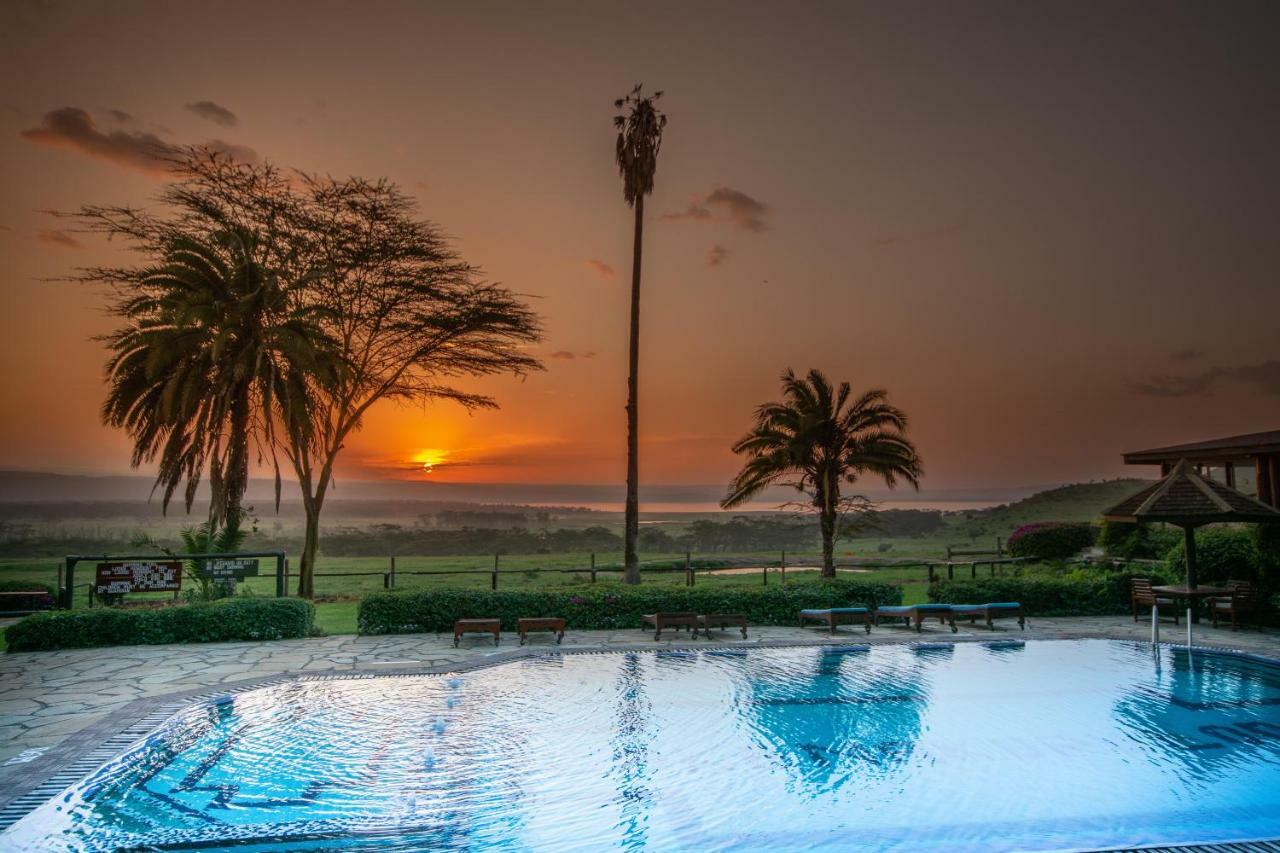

left=71, top=148, right=543, bottom=597
left=100, top=227, right=342, bottom=538
left=721, top=369, right=923, bottom=577
left=614, top=85, right=668, bottom=585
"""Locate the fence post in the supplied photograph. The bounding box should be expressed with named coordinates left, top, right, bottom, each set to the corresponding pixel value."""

left=997, top=537, right=1004, bottom=558
left=685, top=551, right=692, bottom=587
left=762, top=559, right=768, bottom=586
left=590, top=552, right=597, bottom=583
left=781, top=550, right=786, bottom=585
left=389, top=556, right=396, bottom=589
left=928, top=562, right=935, bottom=583
left=384, top=572, right=391, bottom=590
left=971, top=562, right=977, bottom=579
left=61, top=557, right=76, bottom=609
left=947, top=561, right=954, bottom=580
left=492, top=554, right=499, bottom=591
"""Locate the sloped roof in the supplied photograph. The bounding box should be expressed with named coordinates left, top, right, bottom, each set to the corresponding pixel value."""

left=1104, top=459, right=1280, bottom=525
left=1123, top=429, right=1280, bottom=465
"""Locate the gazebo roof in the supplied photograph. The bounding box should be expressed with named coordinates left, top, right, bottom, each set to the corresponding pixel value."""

left=1103, top=459, right=1280, bottom=526
left=1123, top=429, right=1280, bottom=466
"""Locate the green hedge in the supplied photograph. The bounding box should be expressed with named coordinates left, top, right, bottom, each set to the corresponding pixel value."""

left=358, top=580, right=903, bottom=635
left=4, top=597, right=314, bottom=652
left=1164, top=528, right=1260, bottom=585
left=928, top=569, right=1168, bottom=617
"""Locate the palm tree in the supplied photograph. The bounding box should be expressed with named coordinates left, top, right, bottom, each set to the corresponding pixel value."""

left=614, top=84, right=667, bottom=585
left=102, top=228, right=341, bottom=538
left=721, top=369, right=923, bottom=578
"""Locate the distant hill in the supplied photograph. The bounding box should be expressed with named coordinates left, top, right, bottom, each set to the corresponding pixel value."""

left=943, top=479, right=1154, bottom=540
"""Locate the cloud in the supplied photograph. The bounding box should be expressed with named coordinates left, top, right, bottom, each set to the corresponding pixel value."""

left=20, top=107, right=260, bottom=174
left=1131, top=359, right=1280, bottom=398
left=106, top=109, right=136, bottom=124
left=37, top=229, right=82, bottom=249
left=661, top=186, right=770, bottom=232
left=185, top=100, right=238, bottom=127
left=707, top=244, right=728, bottom=267
left=1170, top=348, right=1203, bottom=361
left=550, top=350, right=597, bottom=361
left=20, top=107, right=173, bottom=174
left=585, top=259, right=615, bottom=280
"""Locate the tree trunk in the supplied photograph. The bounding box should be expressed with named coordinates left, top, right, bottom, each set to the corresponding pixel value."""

left=623, top=196, right=644, bottom=585
left=298, top=498, right=320, bottom=599
left=223, top=386, right=252, bottom=537
left=819, top=509, right=836, bottom=579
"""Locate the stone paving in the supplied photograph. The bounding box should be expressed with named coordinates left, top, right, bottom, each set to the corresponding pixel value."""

left=0, top=616, right=1277, bottom=807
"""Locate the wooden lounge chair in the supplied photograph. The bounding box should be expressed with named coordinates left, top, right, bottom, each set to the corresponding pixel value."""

left=517, top=616, right=565, bottom=645
left=453, top=618, right=501, bottom=647
left=952, top=602, right=1026, bottom=630
left=1130, top=577, right=1179, bottom=624
left=1209, top=580, right=1260, bottom=631
left=874, top=604, right=957, bottom=633
left=697, top=613, right=748, bottom=639
left=642, top=612, right=699, bottom=641
left=799, top=607, right=871, bottom=635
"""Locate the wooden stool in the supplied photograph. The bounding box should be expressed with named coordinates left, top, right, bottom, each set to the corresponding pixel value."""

left=697, top=613, right=748, bottom=639
left=518, top=617, right=565, bottom=645
left=453, top=618, right=501, bottom=647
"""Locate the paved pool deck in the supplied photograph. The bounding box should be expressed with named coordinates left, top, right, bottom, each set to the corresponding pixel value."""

left=1, top=616, right=1278, bottom=816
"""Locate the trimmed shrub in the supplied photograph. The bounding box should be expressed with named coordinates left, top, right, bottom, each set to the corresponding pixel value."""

left=929, top=568, right=1168, bottom=617
left=1164, top=528, right=1259, bottom=585
left=1007, top=522, right=1097, bottom=560
left=0, top=580, right=55, bottom=595
left=4, top=597, right=314, bottom=652
left=357, top=580, right=903, bottom=635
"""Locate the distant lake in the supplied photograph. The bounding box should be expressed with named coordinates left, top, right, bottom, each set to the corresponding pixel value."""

left=526, top=499, right=1000, bottom=514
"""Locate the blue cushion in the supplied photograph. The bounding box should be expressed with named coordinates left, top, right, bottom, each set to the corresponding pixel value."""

left=875, top=605, right=913, bottom=614
left=830, top=607, right=869, bottom=614
left=914, top=604, right=953, bottom=612
left=950, top=604, right=983, bottom=612
left=799, top=609, right=831, bottom=617
left=984, top=602, right=1021, bottom=610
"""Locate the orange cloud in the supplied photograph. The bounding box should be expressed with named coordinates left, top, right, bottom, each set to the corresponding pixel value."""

left=585, top=259, right=615, bottom=280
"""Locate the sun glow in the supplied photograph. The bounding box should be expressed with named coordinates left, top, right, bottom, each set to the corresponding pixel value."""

left=411, top=449, right=448, bottom=474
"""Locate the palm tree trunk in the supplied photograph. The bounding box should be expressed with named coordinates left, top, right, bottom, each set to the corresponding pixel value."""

left=819, top=509, right=836, bottom=579
left=223, top=386, right=252, bottom=537
left=623, top=196, right=644, bottom=585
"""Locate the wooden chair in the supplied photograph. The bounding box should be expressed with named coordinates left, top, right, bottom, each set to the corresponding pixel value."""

left=642, top=612, right=699, bottom=641
left=1210, top=580, right=1260, bottom=631
left=1130, top=577, right=1178, bottom=624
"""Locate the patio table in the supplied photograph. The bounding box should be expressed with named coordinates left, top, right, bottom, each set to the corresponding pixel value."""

left=1151, top=585, right=1231, bottom=624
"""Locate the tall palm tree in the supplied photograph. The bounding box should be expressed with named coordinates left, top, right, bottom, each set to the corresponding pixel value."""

left=721, top=369, right=923, bottom=578
left=102, top=228, right=341, bottom=537
left=614, top=84, right=667, bottom=585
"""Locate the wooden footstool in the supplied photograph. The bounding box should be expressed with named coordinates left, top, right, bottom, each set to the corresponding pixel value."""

left=698, top=613, right=748, bottom=639
left=643, top=612, right=699, bottom=641
left=518, top=617, right=565, bottom=645
left=453, top=618, right=501, bottom=647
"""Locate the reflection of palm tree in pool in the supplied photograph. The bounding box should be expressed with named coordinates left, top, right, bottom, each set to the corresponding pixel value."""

left=609, top=653, right=654, bottom=849
left=743, top=650, right=936, bottom=791
left=1112, top=647, right=1280, bottom=780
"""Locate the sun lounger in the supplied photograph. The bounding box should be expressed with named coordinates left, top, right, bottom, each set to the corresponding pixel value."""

left=643, top=612, right=699, bottom=641
left=799, top=607, right=871, bottom=635
left=952, top=602, right=1025, bottom=630
left=453, top=618, right=501, bottom=647
left=873, top=604, right=957, bottom=633
left=518, top=616, right=565, bottom=645
left=697, top=613, right=748, bottom=639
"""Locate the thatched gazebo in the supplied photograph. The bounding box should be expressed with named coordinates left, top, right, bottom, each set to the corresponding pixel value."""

left=1103, top=458, right=1280, bottom=589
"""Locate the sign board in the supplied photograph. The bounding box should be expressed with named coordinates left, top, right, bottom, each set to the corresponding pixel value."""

left=94, top=561, right=183, bottom=595
left=196, top=558, right=259, bottom=580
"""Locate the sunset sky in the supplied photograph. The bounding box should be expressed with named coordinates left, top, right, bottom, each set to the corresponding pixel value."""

left=1, top=0, right=1277, bottom=494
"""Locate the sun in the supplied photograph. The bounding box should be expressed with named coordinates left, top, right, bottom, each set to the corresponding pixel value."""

left=411, top=448, right=447, bottom=474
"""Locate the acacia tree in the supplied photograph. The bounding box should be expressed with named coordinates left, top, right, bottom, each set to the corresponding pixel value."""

left=614, top=85, right=667, bottom=585
left=72, top=148, right=543, bottom=597
left=721, top=369, right=923, bottom=577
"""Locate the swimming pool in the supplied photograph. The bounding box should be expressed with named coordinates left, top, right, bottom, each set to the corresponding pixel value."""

left=4, top=639, right=1280, bottom=851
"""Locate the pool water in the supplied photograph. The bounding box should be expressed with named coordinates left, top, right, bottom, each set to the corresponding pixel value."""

left=5, top=639, right=1280, bottom=851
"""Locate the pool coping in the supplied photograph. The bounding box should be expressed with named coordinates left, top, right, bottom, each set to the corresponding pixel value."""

left=2, top=633, right=1279, bottom=848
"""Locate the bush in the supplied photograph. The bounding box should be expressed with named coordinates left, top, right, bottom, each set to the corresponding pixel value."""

left=929, top=567, right=1171, bottom=616
left=1007, top=522, right=1097, bottom=560
left=357, top=580, right=903, bottom=635
left=0, top=579, right=55, bottom=595
left=4, top=597, right=314, bottom=652
left=1097, top=520, right=1180, bottom=560
left=1164, top=528, right=1259, bottom=585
